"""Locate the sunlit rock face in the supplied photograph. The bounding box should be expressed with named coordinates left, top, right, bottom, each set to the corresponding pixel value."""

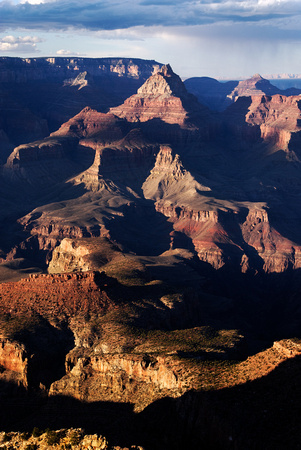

left=1, top=62, right=301, bottom=449
left=110, top=64, right=210, bottom=128
left=1, top=62, right=301, bottom=276
left=0, top=57, right=162, bottom=83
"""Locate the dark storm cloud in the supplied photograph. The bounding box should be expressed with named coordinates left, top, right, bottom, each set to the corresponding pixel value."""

left=0, top=0, right=299, bottom=32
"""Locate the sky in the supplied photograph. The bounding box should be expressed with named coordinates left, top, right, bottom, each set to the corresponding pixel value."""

left=0, top=0, right=301, bottom=79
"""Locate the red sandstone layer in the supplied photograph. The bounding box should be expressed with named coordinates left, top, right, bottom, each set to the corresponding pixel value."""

left=0, top=271, right=113, bottom=318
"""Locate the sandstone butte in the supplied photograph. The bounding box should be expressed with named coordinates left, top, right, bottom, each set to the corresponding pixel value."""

left=0, top=61, right=300, bottom=448
left=227, top=73, right=281, bottom=100
left=4, top=65, right=301, bottom=275
left=109, top=63, right=208, bottom=126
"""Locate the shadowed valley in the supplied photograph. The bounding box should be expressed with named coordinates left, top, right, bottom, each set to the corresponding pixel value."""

left=0, top=57, right=301, bottom=448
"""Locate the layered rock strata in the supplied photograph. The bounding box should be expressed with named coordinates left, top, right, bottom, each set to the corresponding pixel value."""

left=154, top=201, right=301, bottom=272
left=110, top=64, right=208, bottom=129
left=49, top=352, right=185, bottom=410
left=227, top=73, right=280, bottom=101
left=72, top=129, right=157, bottom=192
left=0, top=339, right=28, bottom=386
left=223, top=93, right=301, bottom=153
left=51, top=107, right=127, bottom=146
left=2, top=63, right=301, bottom=276
left=6, top=137, right=78, bottom=167
left=48, top=238, right=94, bottom=274
left=0, top=271, right=112, bottom=317
left=0, top=57, right=162, bottom=83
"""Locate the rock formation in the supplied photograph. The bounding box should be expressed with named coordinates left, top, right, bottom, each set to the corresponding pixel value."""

left=3, top=64, right=301, bottom=275
left=0, top=57, right=162, bottom=84
left=184, top=73, right=301, bottom=111
left=110, top=64, right=209, bottom=131
left=0, top=88, right=49, bottom=161
left=0, top=57, right=163, bottom=140
left=1, top=59, right=301, bottom=448
left=0, top=271, right=112, bottom=318
left=63, top=70, right=95, bottom=90
left=227, top=73, right=281, bottom=101
left=0, top=428, right=143, bottom=449
left=51, top=107, right=127, bottom=144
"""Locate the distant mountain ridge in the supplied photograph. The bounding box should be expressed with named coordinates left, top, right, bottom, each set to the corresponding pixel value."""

left=0, top=57, right=164, bottom=149
left=226, top=73, right=281, bottom=100
left=184, top=73, right=301, bottom=110
left=263, top=73, right=301, bottom=80
left=0, top=56, right=162, bottom=83
left=217, top=73, right=301, bottom=81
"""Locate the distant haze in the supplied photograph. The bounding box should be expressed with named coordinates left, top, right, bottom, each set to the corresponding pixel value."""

left=265, top=79, right=301, bottom=90
left=216, top=76, right=301, bottom=91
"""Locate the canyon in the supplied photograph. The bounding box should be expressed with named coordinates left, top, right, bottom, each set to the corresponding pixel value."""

left=0, top=57, right=301, bottom=448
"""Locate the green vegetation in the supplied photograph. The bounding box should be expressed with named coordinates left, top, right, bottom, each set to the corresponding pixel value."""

left=134, top=326, right=241, bottom=356
left=20, top=431, right=31, bottom=440
left=0, top=429, right=85, bottom=450
left=25, top=444, right=38, bottom=450
left=0, top=313, right=42, bottom=341
left=101, top=254, right=149, bottom=286
left=68, top=429, right=83, bottom=445
left=31, top=427, right=43, bottom=438
left=1, top=433, right=11, bottom=443
left=45, top=429, right=61, bottom=445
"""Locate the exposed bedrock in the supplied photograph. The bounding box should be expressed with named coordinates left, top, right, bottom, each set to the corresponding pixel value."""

left=0, top=268, right=217, bottom=408
left=0, top=271, right=113, bottom=321
left=48, top=238, right=93, bottom=273
left=110, top=64, right=213, bottom=144
left=110, top=64, right=198, bottom=126
left=154, top=200, right=301, bottom=273
left=222, top=94, right=301, bottom=153
left=7, top=219, right=105, bottom=266
left=73, top=128, right=158, bottom=192
left=3, top=136, right=85, bottom=191
left=245, top=95, right=301, bottom=130
left=227, top=74, right=280, bottom=101
left=0, top=339, right=28, bottom=386
left=0, top=57, right=162, bottom=84
left=3, top=65, right=301, bottom=278
left=140, top=142, right=301, bottom=273
left=49, top=352, right=184, bottom=409
left=240, top=209, right=301, bottom=272
left=51, top=108, right=128, bottom=145
left=6, top=138, right=76, bottom=166
left=0, top=323, right=74, bottom=390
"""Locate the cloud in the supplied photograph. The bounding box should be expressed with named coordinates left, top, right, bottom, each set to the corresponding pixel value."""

left=56, top=48, right=85, bottom=55
left=19, top=0, right=46, bottom=4
left=0, top=0, right=300, bottom=33
left=0, top=34, right=43, bottom=52
left=56, top=49, right=72, bottom=55
left=94, top=27, right=146, bottom=41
